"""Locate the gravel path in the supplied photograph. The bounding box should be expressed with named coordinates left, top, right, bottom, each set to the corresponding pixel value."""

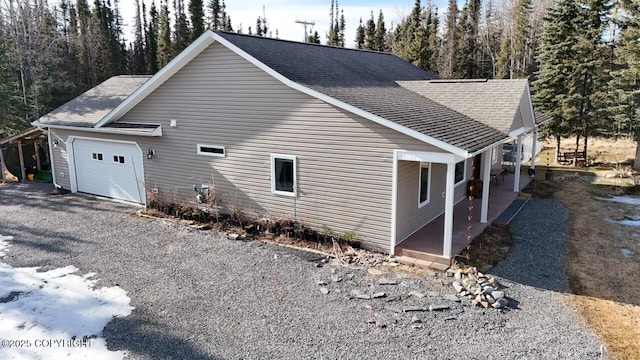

left=0, top=183, right=604, bottom=359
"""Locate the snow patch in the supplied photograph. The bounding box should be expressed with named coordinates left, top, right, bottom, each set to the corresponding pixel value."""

left=0, top=235, right=133, bottom=360
left=0, top=235, right=13, bottom=257
left=595, top=196, right=640, bottom=206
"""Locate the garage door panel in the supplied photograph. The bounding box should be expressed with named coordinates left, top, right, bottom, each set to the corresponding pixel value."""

left=73, top=139, right=144, bottom=203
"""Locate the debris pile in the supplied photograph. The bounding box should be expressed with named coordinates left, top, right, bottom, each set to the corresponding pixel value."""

left=450, top=267, right=508, bottom=309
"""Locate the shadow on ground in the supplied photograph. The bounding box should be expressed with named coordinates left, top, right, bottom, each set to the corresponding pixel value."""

left=104, top=314, right=224, bottom=360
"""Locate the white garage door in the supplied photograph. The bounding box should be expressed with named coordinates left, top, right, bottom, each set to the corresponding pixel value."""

left=72, top=138, right=144, bottom=203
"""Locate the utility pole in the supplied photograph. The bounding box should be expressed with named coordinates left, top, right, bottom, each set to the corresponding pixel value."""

left=295, top=19, right=315, bottom=43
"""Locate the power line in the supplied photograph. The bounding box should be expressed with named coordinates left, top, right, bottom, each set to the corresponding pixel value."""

left=295, top=19, right=315, bottom=42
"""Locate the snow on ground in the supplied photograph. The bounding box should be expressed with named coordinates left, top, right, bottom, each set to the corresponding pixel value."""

left=595, top=195, right=640, bottom=206
left=0, top=235, right=133, bottom=360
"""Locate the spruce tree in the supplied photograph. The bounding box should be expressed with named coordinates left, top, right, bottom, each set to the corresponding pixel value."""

left=355, top=18, right=365, bottom=49
left=375, top=10, right=387, bottom=52
left=132, top=0, right=146, bottom=74
left=189, top=0, right=205, bottom=40
left=173, top=0, right=190, bottom=53
left=532, top=0, right=609, bottom=162
left=207, top=0, right=221, bottom=29
left=364, top=12, right=376, bottom=50
left=442, top=0, right=458, bottom=77
left=157, top=0, right=173, bottom=68
left=146, top=0, right=159, bottom=73
left=608, top=0, right=640, bottom=146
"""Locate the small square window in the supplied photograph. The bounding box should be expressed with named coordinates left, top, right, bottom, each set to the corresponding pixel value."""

left=271, top=154, right=296, bottom=196
left=113, top=155, right=125, bottom=164
left=92, top=153, right=103, bottom=161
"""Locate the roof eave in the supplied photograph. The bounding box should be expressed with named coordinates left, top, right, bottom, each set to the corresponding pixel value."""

left=34, top=123, right=162, bottom=137
left=94, top=32, right=217, bottom=128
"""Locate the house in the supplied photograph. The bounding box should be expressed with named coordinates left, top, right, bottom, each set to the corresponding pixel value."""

left=33, top=30, right=544, bottom=264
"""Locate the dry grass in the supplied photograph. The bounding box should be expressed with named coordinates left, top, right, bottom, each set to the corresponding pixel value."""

left=554, top=177, right=640, bottom=360
left=543, top=136, right=636, bottom=165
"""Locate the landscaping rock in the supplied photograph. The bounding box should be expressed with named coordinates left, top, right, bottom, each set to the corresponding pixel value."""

left=384, top=305, right=402, bottom=313
left=409, top=290, right=425, bottom=298
left=320, top=287, right=329, bottom=294
left=378, top=278, right=398, bottom=285
left=403, top=306, right=427, bottom=312
left=331, top=275, right=342, bottom=282
left=409, top=315, right=421, bottom=324
left=355, top=294, right=371, bottom=300
left=450, top=267, right=507, bottom=309
left=372, top=292, right=386, bottom=299
left=345, top=273, right=355, bottom=280
left=426, top=291, right=440, bottom=297
left=428, top=304, right=450, bottom=312
left=385, top=295, right=401, bottom=302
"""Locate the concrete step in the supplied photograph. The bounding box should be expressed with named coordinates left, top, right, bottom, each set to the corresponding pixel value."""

left=396, top=247, right=450, bottom=265
left=396, top=256, right=450, bottom=272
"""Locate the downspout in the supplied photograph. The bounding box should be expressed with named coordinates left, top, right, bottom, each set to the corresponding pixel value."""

left=47, top=127, right=61, bottom=189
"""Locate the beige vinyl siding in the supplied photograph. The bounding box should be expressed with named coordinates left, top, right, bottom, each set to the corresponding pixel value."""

left=395, top=158, right=473, bottom=243
left=82, top=41, right=442, bottom=252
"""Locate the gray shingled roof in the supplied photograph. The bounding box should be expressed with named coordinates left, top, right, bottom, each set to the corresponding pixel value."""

left=36, top=76, right=151, bottom=127
left=397, top=79, right=529, bottom=134
left=216, top=31, right=509, bottom=153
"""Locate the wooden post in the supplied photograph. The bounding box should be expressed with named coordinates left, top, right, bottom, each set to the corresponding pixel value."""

left=0, top=146, right=6, bottom=183
left=17, top=140, right=26, bottom=181
left=34, top=142, right=41, bottom=170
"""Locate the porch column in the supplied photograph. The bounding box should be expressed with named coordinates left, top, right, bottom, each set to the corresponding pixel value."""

left=529, top=128, right=538, bottom=172
left=17, top=140, right=26, bottom=182
left=443, top=162, right=456, bottom=258
left=481, top=149, right=491, bottom=223
left=513, top=135, right=523, bottom=192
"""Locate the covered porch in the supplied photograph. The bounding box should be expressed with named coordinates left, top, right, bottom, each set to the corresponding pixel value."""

left=395, top=171, right=531, bottom=265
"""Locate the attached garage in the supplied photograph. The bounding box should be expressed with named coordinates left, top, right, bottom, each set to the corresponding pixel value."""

left=70, top=137, right=145, bottom=204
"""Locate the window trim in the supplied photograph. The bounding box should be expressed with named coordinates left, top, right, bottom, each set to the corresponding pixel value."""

left=197, top=144, right=226, bottom=157
left=454, top=160, right=466, bottom=185
left=491, top=146, right=498, bottom=164
left=271, top=154, right=297, bottom=197
left=113, top=155, right=125, bottom=164
left=418, top=162, right=431, bottom=208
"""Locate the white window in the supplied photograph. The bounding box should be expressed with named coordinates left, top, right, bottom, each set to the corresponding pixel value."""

left=197, top=144, right=226, bottom=157
left=113, top=155, right=125, bottom=164
left=419, top=162, right=430, bottom=207
left=271, top=154, right=296, bottom=197
left=454, top=160, right=465, bottom=184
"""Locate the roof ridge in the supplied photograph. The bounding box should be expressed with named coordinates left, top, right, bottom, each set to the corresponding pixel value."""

left=214, top=30, right=397, bottom=56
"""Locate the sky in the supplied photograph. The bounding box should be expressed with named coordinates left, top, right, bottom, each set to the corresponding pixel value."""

left=115, top=0, right=450, bottom=48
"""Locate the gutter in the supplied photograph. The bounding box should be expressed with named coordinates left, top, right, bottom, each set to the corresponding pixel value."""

left=33, top=123, right=162, bottom=137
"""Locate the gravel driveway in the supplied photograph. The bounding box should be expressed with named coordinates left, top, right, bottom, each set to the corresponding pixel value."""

left=0, top=183, right=605, bottom=359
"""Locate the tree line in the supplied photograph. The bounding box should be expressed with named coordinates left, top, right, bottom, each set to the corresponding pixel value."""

left=1, top=0, right=638, bottom=160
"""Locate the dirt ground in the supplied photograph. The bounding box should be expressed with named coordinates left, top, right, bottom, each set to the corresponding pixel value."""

left=543, top=136, right=637, bottom=165
left=553, top=178, right=640, bottom=360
